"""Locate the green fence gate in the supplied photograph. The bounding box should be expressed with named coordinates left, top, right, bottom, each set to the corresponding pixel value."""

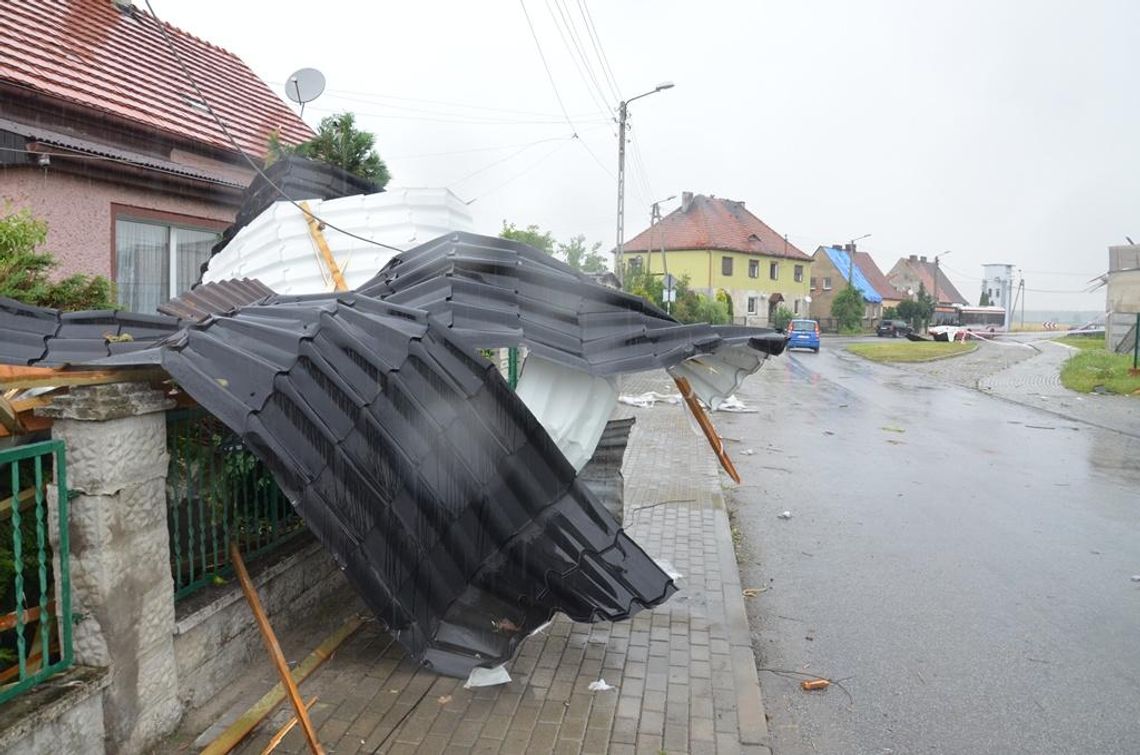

left=0, top=440, right=72, bottom=705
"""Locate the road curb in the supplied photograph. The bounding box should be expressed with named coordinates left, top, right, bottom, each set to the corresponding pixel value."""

left=710, top=489, right=772, bottom=752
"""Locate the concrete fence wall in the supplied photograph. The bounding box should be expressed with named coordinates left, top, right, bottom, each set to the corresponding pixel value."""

left=0, top=383, right=348, bottom=755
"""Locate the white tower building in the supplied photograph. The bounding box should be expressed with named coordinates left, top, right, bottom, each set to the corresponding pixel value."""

left=982, top=263, right=1015, bottom=329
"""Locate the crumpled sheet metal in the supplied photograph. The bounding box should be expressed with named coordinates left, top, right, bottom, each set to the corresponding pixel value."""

left=0, top=231, right=786, bottom=677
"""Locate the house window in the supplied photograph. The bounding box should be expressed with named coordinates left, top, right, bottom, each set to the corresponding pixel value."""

left=823, top=277, right=832, bottom=290
left=769, top=262, right=779, bottom=280
left=747, top=296, right=758, bottom=314
left=628, top=256, right=644, bottom=274
left=722, top=256, right=733, bottom=276
left=810, top=277, right=817, bottom=290
left=794, top=265, right=804, bottom=283
left=748, top=260, right=759, bottom=278
left=115, top=217, right=219, bottom=313
left=793, top=299, right=800, bottom=314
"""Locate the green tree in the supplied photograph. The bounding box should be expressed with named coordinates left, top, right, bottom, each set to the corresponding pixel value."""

left=895, top=299, right=921, bottom=328
left=882, top=305, right=898, bottom=319
left=830, top=283, right=865, bottom=333
left=0, top=207, right=114, bottom=310
left=500, top=222, right=555, bottom=255
left=270, top=112, right=391, bottom=187
left=915, top=282, right=936, bottom=329
left=624, top=266, right=730, bottom=325
left=979, top=288, right=991, bottom=306
left=557, top=234, right=608, bottom=272
left=772, top=306, right=794, bottom=331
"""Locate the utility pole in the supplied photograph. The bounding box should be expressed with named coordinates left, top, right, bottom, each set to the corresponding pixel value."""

left=932, top=250, right=951, bottom=326
left=615, top=99, right=628, bottom=285
left=614, top=82, right=675, bottom=286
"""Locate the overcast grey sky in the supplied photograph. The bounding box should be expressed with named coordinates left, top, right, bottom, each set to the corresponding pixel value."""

left=157, top=0, right=1139, bottom=311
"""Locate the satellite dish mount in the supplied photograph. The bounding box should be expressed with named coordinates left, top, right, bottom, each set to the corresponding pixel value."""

left=285, top=68, right=326, bottom=117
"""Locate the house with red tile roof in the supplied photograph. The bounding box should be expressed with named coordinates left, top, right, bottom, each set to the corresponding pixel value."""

left=886, top=254, right=969, bottom=307
left=0, top=0, right=313, bottom=312
left=621, top=192, right=812, bottom=326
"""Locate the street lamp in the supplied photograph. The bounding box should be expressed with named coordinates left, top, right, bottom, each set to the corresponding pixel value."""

left=615, top=82, right=675, bottom=285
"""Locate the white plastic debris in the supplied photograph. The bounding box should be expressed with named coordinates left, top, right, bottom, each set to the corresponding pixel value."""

left=464, top=664, right=512, bottom=689
left=777, top=511, right=793, bottom=520
left=1131, top=575, right=1140, bottom=583
left=588, top=679, right=616, bottom=692
left=716, top=395, right=757, bottom=413
left=528, top=620, right=554, bottom=638
left=741, top=449, right=756, bottom=456
left=653, top=557, right=683, bottom=581
left=618, top=391, right=681, bottom=408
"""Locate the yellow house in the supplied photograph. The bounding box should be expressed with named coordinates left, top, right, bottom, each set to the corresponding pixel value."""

left=621, top=192, right=812, bottom=326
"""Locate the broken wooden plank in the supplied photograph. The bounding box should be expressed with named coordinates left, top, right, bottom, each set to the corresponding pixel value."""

left=0, top=367, right=166, bottom=390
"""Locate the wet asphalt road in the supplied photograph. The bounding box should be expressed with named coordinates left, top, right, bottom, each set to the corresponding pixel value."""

left=719, top=343, right=1140, bottom=755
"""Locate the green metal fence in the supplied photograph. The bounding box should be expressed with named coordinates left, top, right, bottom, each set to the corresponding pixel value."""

left=166, top=408, right=305, bottom=600
left=0, top=440, right=72, bottom=705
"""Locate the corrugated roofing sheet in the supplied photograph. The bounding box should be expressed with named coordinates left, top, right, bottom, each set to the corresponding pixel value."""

left=0, top=230, right=787, bottom=677
left=824, top=246, right=883, bottom=303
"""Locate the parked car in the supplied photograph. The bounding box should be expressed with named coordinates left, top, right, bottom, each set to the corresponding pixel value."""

left=876, top=319, right=913, bottom=338
left=786, top=319, right=820, bottom=352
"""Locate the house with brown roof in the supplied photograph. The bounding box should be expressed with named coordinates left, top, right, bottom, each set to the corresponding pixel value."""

left=809, top=244, right=904, bottom=326
left=0, top=0, right=312, bottom=312
left=621, top=192, right=812, bottom=326
left=886, top=254, right=969, bottom=309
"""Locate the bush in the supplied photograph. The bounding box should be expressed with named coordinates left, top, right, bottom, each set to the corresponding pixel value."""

left=772, top=306, right=794, bottom=331
left=830, top=284, right=864, bottom=332
left=0, top=207, right=114, bottom=310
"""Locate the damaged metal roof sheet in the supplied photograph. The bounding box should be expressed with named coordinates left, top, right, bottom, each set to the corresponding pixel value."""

left=0, top=231, right=786, bottom=677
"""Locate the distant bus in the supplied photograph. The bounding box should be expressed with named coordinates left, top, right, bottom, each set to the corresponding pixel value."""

left=955, top=305, right=1007, bottom=332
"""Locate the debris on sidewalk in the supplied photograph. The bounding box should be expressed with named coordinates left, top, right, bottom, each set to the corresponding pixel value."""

left=464, top=664, right=511, bottom=689
left=742, top=587, right=768, bottom=598
left=778, top=511, right=793, bottom=520
left=654, top=557, right=683, bottom=581
left=742, top=448, right=756, bottom=455
left=587, top=679, right=616, bottom=692
left=881, top=425, right=906, bottom=433
left=619, top=391, right=682, bottom=407
left=800, top=678, right=831, bottom=691
left=717, top=395, right=758, bottom=413
left=1131, top=575, right=1140, bottom=582
left=437, top=695, right=452, bottom=705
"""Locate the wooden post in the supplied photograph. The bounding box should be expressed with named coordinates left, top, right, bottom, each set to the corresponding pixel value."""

left=229, top=542, right=324, bottom=755
left=673, top=375, right=741, bottom=484
left=299, top=201, right=349, bottom=293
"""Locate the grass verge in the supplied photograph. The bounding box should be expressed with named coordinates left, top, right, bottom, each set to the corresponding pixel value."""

left=1053, top=334, right=1106, bottom=350
left=1059, top=348, right=1140, bottom=394
left=847, top=341, right=977, bottom=363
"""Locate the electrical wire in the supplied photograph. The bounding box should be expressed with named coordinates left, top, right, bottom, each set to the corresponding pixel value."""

left=463, top=140, right=572, bottom=204
left=577, top=0, right=623, bottom=104
left=547, top=0, right=614, bottom=120
left=141, top=0, right=405, bottom=254
left=446, top=134, right=573, bottom=187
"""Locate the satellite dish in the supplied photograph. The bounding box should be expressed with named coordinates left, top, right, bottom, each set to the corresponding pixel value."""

left=285, top=68, right=326, bottom=116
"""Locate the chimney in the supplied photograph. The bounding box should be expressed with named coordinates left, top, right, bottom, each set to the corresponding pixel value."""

left=844, top=243, right=855, bottom=253
left=920, top=255, right=927, bottom=262
left=681, top=191, right=694, bottom=211
left=909, top=254, right=917, bottom=261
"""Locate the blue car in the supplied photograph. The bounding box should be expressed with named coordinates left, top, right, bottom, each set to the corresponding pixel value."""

left=786, top=319, right=820, bottom=352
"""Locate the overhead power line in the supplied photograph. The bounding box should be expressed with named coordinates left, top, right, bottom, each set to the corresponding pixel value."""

left=577, top=0, right=623, bottom=104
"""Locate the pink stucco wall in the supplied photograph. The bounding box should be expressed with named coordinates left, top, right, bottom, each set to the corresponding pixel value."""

left=1, top=167, right=242, bottom=279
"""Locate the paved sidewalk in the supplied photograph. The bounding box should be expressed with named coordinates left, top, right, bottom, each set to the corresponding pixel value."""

left=977, top=340, right=1140, bottom=437
left=207, top=370, right=768, bottom=754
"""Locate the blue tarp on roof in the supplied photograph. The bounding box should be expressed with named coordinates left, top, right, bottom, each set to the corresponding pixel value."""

left=823, top=247, right=883, bottom=303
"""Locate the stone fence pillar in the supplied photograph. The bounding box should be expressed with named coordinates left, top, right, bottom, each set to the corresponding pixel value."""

left=40, top=382, right=181, bottom=754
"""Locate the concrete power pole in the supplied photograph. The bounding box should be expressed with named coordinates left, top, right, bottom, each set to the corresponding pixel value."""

left=615, top=100, right=628, bottom=286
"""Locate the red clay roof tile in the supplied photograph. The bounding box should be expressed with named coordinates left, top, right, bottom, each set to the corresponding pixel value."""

left=623, top=194, right=811, bottom=261
left=0, top=2, right=312, bottom=157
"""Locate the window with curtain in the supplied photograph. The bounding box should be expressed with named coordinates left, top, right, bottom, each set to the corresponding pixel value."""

left=115, top=219, right=219, bottom=313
